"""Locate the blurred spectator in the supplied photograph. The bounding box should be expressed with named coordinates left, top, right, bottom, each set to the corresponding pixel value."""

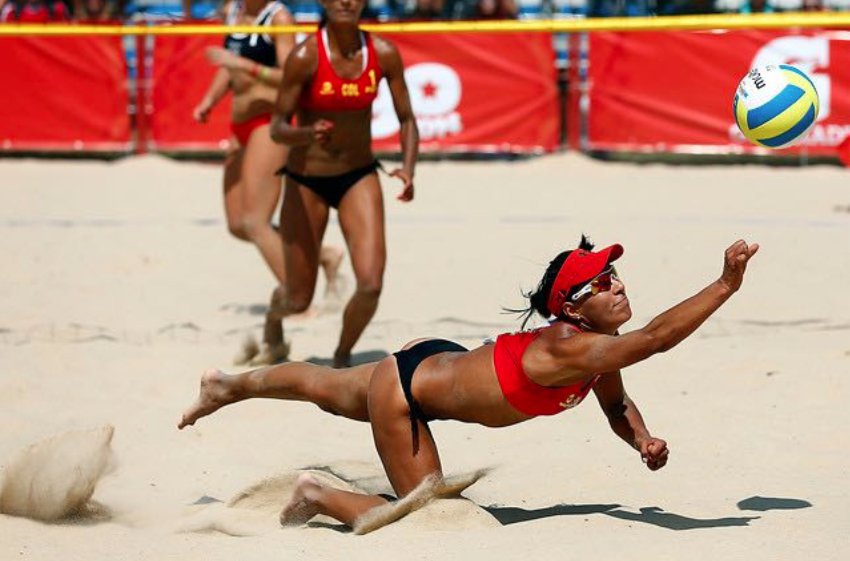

left=1, top=0, right=16, bottom=21
left=802, top=0, right=824, bottom=9
left=121, top=0, right=216, bottom=20
left=472, top=0, right=517, bottom=18
left=656, top=0, right=715, bottom=14
left=74, top=0, right=118, bottom=20
left=409, top=0, right=443, bottom=18
left=2, top=0, right=72, bottom=21
left=740, top=0, right=775, bottom=11
left=589, top=0, right=656, bottom=15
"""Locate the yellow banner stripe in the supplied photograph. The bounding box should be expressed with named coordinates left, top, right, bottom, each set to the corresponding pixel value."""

left=0, top=13, right=848, bottom=36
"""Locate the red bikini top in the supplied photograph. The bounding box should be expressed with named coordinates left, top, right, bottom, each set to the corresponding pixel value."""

left=299, top=27, right=382, bottom=112
left=493, top=327, right=601, bottom=417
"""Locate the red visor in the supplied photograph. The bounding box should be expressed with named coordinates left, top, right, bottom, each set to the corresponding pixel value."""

left=546, top=244, right=624, bottom=317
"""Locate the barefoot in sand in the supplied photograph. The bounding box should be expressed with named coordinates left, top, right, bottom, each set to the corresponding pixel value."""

left=248, top=341, right=290, bottom=367
left=280, top=473, right=322, bottom=527
left=233, top=333, right=260, bottom=366
left=332, top=349, right=351, bottom=369
left=178, top=369, right=238, bottom=429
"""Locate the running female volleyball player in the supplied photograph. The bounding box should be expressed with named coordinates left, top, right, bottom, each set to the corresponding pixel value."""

left=179, top=237, right=759, bottom=530
left=254, top=0, right=419, bottom=367
left=194, top=0, right=343, bottom=364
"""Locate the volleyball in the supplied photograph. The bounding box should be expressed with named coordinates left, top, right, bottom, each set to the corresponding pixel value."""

left=733, top=64, right=819, bottom=149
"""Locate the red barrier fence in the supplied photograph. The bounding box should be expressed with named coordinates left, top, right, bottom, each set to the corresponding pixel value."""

left=145, top=31, right=559, bottom=153
left=586, top=29, right=850, bottom=156
left=149, top=34, right=232, bottom=151
left=0, top=34, right=131, bottom=151
left=370, top=32, right=559, bottom=153
left=0, top=28, right=848, bottom=159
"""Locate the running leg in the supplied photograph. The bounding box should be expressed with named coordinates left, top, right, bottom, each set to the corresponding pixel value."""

left=333, top=174, right=386, bottom=367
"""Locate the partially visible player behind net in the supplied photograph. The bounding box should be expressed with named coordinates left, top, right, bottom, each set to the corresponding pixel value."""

left=194, top=0, right=345, bottom=365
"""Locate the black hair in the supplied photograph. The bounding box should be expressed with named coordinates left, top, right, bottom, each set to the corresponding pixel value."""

left=504, top=234, right=596, bottom=329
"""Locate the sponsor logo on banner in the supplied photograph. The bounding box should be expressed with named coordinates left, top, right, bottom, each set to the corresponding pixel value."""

left=372, top=63, right=463, bottom=140
left=729, top=35, right=849, bottom=148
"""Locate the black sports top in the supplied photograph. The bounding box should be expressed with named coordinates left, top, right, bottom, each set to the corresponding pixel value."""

left=223, top=0, right=286, bottom=68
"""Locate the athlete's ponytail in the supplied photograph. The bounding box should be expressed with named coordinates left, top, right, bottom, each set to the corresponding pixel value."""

left=504, top=234, right=595, bottom=329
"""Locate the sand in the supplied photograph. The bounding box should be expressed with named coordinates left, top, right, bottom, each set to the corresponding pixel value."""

left=0, top=153, right=848, bottom=559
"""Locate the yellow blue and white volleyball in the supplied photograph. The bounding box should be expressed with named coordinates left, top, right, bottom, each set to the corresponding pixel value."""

left=733, top=64, right=819, bottom=149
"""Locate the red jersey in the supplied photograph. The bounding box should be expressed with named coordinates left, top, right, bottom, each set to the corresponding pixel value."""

left=493, top=326, right=601, bottom=417
left=300, top=27, right=382, bottom=113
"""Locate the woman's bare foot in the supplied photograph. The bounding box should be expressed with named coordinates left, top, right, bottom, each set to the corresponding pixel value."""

left=233, top=333, right=260, bottom=366
left=332, top=349, right=351, bottom=369
left=178, top=368, right=237, bottom=429
left=248, top=341, right=290, bottom=366
left=319, top=246, right=345, bottom=303
left=280, top=473, right=322, bottom=526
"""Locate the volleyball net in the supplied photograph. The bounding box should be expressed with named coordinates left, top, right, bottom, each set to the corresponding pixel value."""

left=0, top=14, right=848, bottom=161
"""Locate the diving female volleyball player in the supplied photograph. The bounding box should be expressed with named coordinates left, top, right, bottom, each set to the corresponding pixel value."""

left=179, top=237, right=759, bottom=530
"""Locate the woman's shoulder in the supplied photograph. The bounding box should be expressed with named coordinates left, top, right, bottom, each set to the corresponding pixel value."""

left=370, top=33, right=402, bottom=60
left=286, top=35, right=319, bottom=67
left=269, top=1, right=294, bottom=23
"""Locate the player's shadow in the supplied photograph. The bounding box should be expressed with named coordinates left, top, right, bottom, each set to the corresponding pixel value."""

left=483, top=503, right=622, bottom=525
left=736, top=496, right=812, bottom=512
left=602, top=506, right=759, bottom=529
left=486, top=495, right=811, bottom=530
left=305, top=350, right=389, bottom=367
left=485, top=503, right=758, bottom=530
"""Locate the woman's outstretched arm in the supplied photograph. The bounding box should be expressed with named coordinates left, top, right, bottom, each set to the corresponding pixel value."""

left=553, top=239, right=759, bottom=379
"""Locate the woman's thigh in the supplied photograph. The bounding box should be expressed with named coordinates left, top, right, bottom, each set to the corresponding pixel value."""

left=281, top=179, right=331, bottom=299
left=240, top=125, right=286, bottom=218
left=336, top=174, right=386, bottom=287
left=222, top=144, right=245, bottom=231
left=367, top=358, right=442, bottom=497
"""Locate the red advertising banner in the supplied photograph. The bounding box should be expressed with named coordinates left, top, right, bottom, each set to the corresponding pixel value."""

left=149, top=33, right=233, bottom=151
left=148, top=31, right=559, bottom=153
left=586, top=30, right=850, bottom=156
left=372, top=32, right=559, bottom=153
left=0, top=35, right=131, bottom=152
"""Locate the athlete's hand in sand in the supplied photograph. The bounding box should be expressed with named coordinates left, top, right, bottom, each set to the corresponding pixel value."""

left=312, top=119, right=334, bottom=146
left=639, top=437, right=669, bottom=471
left=389, top=169, right=414, bottom=202
left=719, top=239, right=759, bottom=293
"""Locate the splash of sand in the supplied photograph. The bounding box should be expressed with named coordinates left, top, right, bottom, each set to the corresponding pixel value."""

left=177, top=464, right=495, bottom=536
left=176, top=468, right=360, bottom=536
left=352, top=469, right=489, bottom=535
left=0, top=425, right=115, bottom=522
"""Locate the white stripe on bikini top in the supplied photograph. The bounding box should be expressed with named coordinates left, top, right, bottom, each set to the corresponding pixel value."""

left=321, top=26, right=368, bottom=74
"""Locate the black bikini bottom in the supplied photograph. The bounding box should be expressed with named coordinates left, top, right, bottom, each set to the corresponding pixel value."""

left=277, top=161, right=381, bottom=209
left=392, top=339, right=468, bottom=451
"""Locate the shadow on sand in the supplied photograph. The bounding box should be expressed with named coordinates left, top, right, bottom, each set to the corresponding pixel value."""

left=484, top=496, right=814, bottom=531
left=305, top=350, right=389, bottom=367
